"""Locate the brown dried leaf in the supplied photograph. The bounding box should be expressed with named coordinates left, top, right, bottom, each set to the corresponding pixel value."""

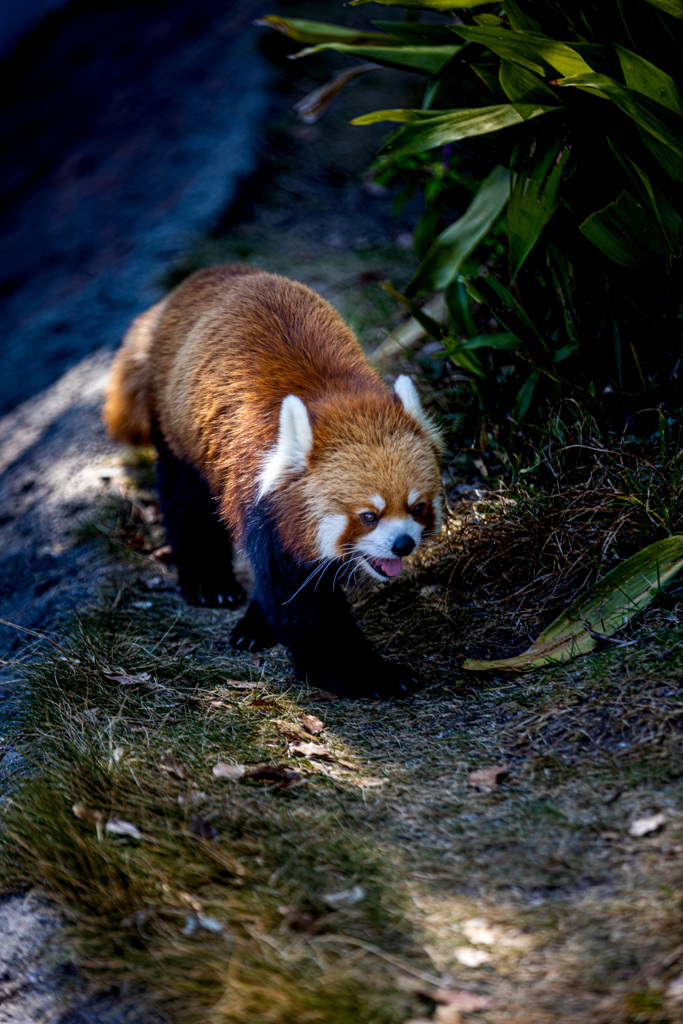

left=289, top=740, right=332, bottom=759
left=434, top=1009, right=463, bottom=1024
left=159, top=752, right=190, bottom=780
left=299, top=713, right=324, bottom=735
left=278, top=904, right=320, bottom=932
left=189, top=814, right=218, bottom=841
left=293, top=64, right=376, bottom=125
left=244, top=764, right=302, bottom=786
left=468, top=765, right=509, bottom=791
left=105, top=816, right=143, bottom=840
left=106, top=671, right=151, bottom=686
left=454, top=947, right=491, bottom=967
left=72, top=803, right=104, bottom=826
left=429, top=988, right=493, bottom=1011
left=224, top=678, right=264, bottom=690
left=628, top=812, right=667, bottom=837
left=212, top=762, right=247, bottom=781
left=249, top=698, right=282, bottom=710
left=461, top=918, right=498, bottom=946
left=274, top=719, right=311, bottom=741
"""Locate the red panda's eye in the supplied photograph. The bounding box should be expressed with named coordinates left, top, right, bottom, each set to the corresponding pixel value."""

left=360, top=511, right=378, bottom=526
left=411, top=503, right=425, bottom=518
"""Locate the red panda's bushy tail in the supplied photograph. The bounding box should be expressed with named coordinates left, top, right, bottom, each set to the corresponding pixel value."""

left=103, top=299, right=166, bottom=446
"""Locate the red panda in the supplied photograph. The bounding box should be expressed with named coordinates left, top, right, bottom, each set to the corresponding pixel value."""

left=104, top=265, right=443, bottom=699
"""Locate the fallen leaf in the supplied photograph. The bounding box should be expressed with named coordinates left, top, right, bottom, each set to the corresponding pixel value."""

left=278, top=904, right=320, bottom=932
left=313, top=688, right=339, bottom=702
left=322, top=885, right=365, bottom=908
left=462, top=918, right=498, bottom=946
left=289, top=741, right=332, bottom=759
left=463, top=535, right=683, bottom=672
left=432, top=989, right=492, bottom=1011
left=106, top=671, right=151, bottom=686
left=434, top=1008, right=463, bottom=1024
left=212, top=762, right=247, bottom=781
left=183, top=913, right=225, bottom=935
left=224, top=678, right=265, bottom=690
left=454, top=947, right=491, bottom=967
left=72, top=804, right=104, bottom=826
left=152, top=544, right=174, bottom=562
left=105, top=816, right=143, bottom=840
left=666, top=972, right=683, bottom=1001
left=159, top=752, right=190, bottom=780
left=274, top=719, right=312, bottom=741
left=244, top=764, right=302, bottom=786
left=189, top=814, right=217, bottom=841
left=293, top=64, right=375, bottom=124
left=299, top=713, right=324, bottom=735
left=629, top=812, right=667, bottom=837
left=468, top=765, right=509, bottom=791
left=250, top=698, right=282, bottom=710
left=177, top=789, right=207, bottom=808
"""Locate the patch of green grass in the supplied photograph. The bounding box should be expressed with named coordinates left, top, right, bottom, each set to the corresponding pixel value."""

left=1, top=607, right=431, bottom=1023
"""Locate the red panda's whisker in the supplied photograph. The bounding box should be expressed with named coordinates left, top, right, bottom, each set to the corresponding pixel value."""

left=283, top=558, right=334, bottom=604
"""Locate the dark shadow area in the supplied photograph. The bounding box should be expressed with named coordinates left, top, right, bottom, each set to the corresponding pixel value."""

left=0, top=0, right=271, bottom=416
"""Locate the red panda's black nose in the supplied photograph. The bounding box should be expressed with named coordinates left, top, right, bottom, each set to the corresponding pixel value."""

left=392, top=534, right=415, bottom=557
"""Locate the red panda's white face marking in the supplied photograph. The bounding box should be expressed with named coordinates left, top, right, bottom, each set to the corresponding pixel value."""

left=266, top=383, right=443, bottom=578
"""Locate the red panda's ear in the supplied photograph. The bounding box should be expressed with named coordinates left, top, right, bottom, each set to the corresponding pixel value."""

left=394, top=375, right=445, bottom=454
left=257, top=395, right=313, bottom=498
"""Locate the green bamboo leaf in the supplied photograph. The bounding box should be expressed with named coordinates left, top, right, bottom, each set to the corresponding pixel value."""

left=352, top=105, right=559, bottom=158
left=640, top=0, right=683, bottom=16
left=463, top=535, right=683, bottom=671
left=472, top=274, right=548, bottom=353
left=554, top=74, right=683, bottom=158
left=512, top=369, right=540, bottom=422
left=441, top=341, right=488, bottom=378
left=294, top=43, right=460, bottom=76
left=607, top=142, right=683, bottom=249
left=255, top=16, right=398, bottom=46
left=371, top=20, right=463, bottom=45
left=349, top=0, right=497, bottom=9
left=378, top=281, right=444, bottom=340
left=508, top=136, right=572, bottom=281
left=457, top=332, right=520, bottom=350
left=499, top=60, right=560, bottom=105
left=614, top=45, right=683, bottom=114
left=406, top=165, right=510, bottom=296
left=580, top=190, right=672, bottom=267
left=450, top=25, right=596, bottom=77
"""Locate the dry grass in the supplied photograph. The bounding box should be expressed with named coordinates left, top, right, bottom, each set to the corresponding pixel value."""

left=2, top=437, right=683, bottom=1023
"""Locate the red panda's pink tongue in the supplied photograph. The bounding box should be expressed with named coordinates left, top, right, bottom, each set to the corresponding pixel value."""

left=378, top=557, right=402, bottom=578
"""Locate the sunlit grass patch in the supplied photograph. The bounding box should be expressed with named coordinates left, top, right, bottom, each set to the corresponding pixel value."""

left=1, top=608, right=430, bottom=1023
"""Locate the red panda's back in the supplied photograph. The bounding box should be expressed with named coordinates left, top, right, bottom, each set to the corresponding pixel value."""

left=149, top=266, right=387, bottom=525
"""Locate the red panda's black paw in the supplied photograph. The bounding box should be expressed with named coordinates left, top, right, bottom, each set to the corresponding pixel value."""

left=182, top=579, right=246, bottom=609
left=230, top=603, right=278, bottom=653
left=314, top=662, right=420, bottom=701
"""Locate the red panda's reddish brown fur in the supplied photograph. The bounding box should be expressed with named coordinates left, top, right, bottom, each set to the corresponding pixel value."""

left=104, top=265, right=443, bottom=699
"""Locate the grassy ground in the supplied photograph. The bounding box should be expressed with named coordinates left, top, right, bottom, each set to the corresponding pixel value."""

left=2, top=20, right=682, bottom=1024
left=2, top=444, right=682, bottom=1024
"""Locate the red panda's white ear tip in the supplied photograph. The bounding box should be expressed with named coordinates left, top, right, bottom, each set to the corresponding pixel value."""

left=257, top=395, right=313, bottom=498
left=394, top=374, right=445, bottom=454
left=394, top=375, right=422, bottom=418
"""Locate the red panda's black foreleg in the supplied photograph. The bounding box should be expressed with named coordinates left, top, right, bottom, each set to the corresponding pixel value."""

left=154, top=430, right=246, bottom=609
left=236, top=504, right=419, bottom=700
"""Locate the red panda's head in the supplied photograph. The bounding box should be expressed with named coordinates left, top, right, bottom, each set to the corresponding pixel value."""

left=257, top=376, right=443, bottom=580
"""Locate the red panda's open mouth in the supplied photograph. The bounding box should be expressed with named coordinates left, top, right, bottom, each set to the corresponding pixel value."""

left=365, top=556, right=403, bottom=579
